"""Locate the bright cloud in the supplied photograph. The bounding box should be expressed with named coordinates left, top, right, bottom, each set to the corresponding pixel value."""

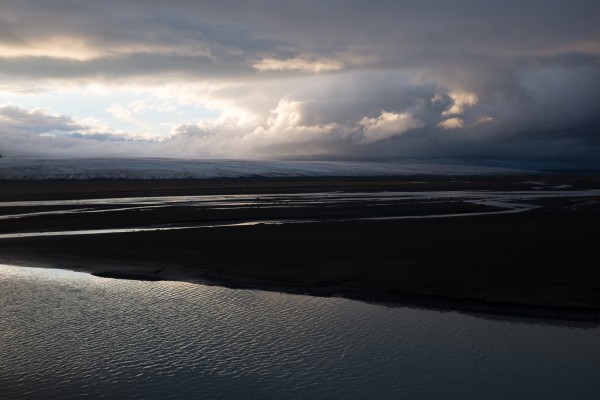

left=0, top=0, right=599, bottom=164
left=253, top=57, right=344, bottom=73
left=442, top=92, right=479, bottom=116
left=106, top=104, right=138, bottom=125
left=0, top=104, right=83, bottom=132
left=437, top=117, right=465, bottom=130
left=359, top=112, right=423, bottom=143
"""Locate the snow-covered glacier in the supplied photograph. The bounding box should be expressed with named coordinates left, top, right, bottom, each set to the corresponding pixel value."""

left=0, top=158, right=532, bottom=180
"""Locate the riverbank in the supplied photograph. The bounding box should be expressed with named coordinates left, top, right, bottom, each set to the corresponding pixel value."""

left=1, top=176, right=599, bottom=321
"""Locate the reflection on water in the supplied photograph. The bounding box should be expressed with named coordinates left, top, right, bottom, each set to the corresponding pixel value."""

left=2, top=189, right=600, bottom=239
left=1, top=264, right=599, bottom=400
left=3, top=189, right=600, bottom=210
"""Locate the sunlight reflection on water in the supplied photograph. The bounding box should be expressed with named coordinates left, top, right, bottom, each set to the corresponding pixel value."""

left=4, top=189, right=600, bottom=239
left=0, top=264, right=599, bottom=400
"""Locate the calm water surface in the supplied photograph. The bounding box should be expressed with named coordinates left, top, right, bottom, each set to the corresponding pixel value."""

left=0, top=264, right=599, bottom=399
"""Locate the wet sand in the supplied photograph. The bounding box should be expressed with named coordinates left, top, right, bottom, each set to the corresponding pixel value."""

left=1, top=176, right=600, bottom=321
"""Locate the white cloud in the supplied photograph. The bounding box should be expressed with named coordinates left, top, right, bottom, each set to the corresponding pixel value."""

left=437, top=117, right=464, bottom=129
left=442, top=92, right=478, bottom=116
left=129, top=99, right=177, bottom=114
left=0, top=104, right=83, bottom=132
left=1, top=52, right=600, bottom=164
left=106, top=104, right=138, bottom=124
left=252, top=57, right=344, bottom=73
left=0, top=37, right=99, bottom=61
left=359, top=111, right=423, bottom=143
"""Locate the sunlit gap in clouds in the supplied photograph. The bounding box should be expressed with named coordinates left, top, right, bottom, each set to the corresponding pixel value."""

left=0, top=0, right=599, bottom=164
left=0, top=86, right=221, bottom=139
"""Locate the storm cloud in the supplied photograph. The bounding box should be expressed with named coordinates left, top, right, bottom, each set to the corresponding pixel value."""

left=1, top=0, right=599, bottom=164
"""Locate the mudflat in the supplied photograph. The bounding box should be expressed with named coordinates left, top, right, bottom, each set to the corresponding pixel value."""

left=1, top=176, right=599, bottom=321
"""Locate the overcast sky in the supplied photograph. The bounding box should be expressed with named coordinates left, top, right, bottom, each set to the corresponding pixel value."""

left=1, top=0, right=599, bottom=164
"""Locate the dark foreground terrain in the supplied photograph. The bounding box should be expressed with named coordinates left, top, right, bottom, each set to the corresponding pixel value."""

left=1, top=176, right=599, bottom=321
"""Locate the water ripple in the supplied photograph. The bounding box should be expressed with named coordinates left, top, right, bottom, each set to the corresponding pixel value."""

left=0, top=264, right=599, bottom=399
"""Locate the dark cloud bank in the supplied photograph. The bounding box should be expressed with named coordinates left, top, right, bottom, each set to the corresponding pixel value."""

left=1, top=0, right=599, bottom=167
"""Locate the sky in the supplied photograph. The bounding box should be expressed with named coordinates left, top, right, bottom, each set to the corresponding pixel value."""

left=0, top=0, right=599, bottom=164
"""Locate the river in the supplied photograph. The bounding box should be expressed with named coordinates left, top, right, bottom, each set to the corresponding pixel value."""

left=1, top=264, right=599, bottom=399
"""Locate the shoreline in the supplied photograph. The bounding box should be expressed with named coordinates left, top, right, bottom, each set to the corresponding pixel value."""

left=2, top=255, right=600, bottom=323
left=1, top=176, right=599, bottom=322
